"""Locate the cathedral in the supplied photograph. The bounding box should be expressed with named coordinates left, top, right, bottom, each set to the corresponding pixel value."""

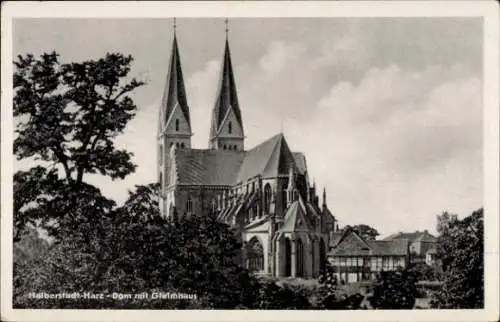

left=157, top=26, right=339, bottom=279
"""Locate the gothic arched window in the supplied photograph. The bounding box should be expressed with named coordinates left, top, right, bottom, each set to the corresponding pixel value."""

left=228, top=121, right=232, bottom=134
left=246, top=237, right=264, bottom=272
left=175, top=118, right=180, bottom=131
left=224, top=144, right=227, bottom=150
left=181, top=142, right=185, bottom=148
left=264, top=184, right=272, bottom=213
left=297, top=238, right=304, bottom=277
left=186, top=197, right=193, bottom=213
left=233, top=145, right=237, bottom=150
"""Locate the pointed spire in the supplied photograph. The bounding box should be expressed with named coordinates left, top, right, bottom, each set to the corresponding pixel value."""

left=323, top=187, right=327, bottom=207
left=225, top=18, right=229, bottom=38
left=159, top=23, right=191, bottom=132
left=209, top=22, right=243, bottom=140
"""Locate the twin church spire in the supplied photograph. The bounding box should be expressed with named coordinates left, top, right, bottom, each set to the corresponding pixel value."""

left=158, top=19, right=244, bottom=152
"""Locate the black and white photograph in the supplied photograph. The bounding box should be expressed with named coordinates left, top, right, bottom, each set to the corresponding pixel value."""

left=1, top=1, right=499, bottom=321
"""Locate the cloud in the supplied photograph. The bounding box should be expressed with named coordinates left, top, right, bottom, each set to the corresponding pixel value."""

left=285, top=64, right=482, bottom=235
left=13, top=18, right=482, bottom=232
left=186, top=60, right=219, bottom=148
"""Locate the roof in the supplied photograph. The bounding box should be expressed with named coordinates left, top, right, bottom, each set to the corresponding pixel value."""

left=172, top=148, right=244, bottom=185
left=384, top=231, right=436, bottom=243
left=170, top=133, right=305, bottom=187
left=292, top=152, right=307, bottom=175
left=210, top=38, right=243, bottom=139
left=329, top=229, right=409, bottom=257
left=160, top=34, right=191, bottom=129
left=236, top=133, right=298, bottom=182
left=329, top=231, right=343, bottom=248
left=366, top=239, right=409, bottom=256
left=280, top=199, right=312, bottom=232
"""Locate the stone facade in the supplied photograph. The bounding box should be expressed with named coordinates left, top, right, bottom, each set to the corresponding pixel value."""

left=157, top=31, right=338, bottom=278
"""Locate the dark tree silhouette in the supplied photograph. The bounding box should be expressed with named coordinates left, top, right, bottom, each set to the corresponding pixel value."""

left=13, top=51, right=144, bottom=239
left=431, top=208, right=483, bottom=308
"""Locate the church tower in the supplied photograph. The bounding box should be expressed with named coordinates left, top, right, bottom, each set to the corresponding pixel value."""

left=209, top=22, right=245, bottom=151
left=158, top=23, right=192, bottom=215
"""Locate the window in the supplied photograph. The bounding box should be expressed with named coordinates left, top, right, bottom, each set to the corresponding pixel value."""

left=296, top=238, right=304, bottom=277
left=159, top=172, right=163, bottom=187
left=264, top=184, right=272, bottom=213
left=180, top=142, right=185, bottom=148
left=186, top=197, right=193, bottom=213
left=159, top=145, right=163, bottom=164
left=175, top=118, right=179, bottom=131
left=228, top=121, right=232, bottom=134
left=246, top=237, right=264, bottom=272
left=383, top=257, right=390, bottom=271
left=233, top=145, right=237, bottom=150
left=224, top=144, right=227, bottom=150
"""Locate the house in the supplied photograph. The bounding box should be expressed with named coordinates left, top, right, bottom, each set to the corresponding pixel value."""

left=384, top=230, right=436, bottom=264
left=327, top=228, right=409, bottom=283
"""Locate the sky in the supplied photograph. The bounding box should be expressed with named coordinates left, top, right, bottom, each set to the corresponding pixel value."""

left=12, top=17, right=483, bottom=237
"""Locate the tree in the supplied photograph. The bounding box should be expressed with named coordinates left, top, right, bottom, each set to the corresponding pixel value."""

left=14, top=183, right=265, bottom=309
left=344, top=224, right=380, bottom=240
left=13, top=51, right=144, bottom=238
left=407, top=262, right=442, bottom=282
left=431, top=208, right=483, bottom=308
left=369, top=268, right=419, bottom=309
left=257, top=282, right=311, bottom=309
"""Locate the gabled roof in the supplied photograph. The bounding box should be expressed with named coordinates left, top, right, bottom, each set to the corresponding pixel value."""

left=169, top=133, right=303, bottom=187
left=329, top=231, right=344, bottom=248
left=172, top=149, right=245, bottom=186
left=366, top=239, right=409, bottom=256
left=209, top=38, right=243, bottom=139
left=384, top=231, right=436, bottom=243
left=160, top=34, right=191, bottom=129
left=280, top=200, right=312, bottom=232
left=236, top=133, right=298, bottom=182
left=329, top=229, right=409, bottom=256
